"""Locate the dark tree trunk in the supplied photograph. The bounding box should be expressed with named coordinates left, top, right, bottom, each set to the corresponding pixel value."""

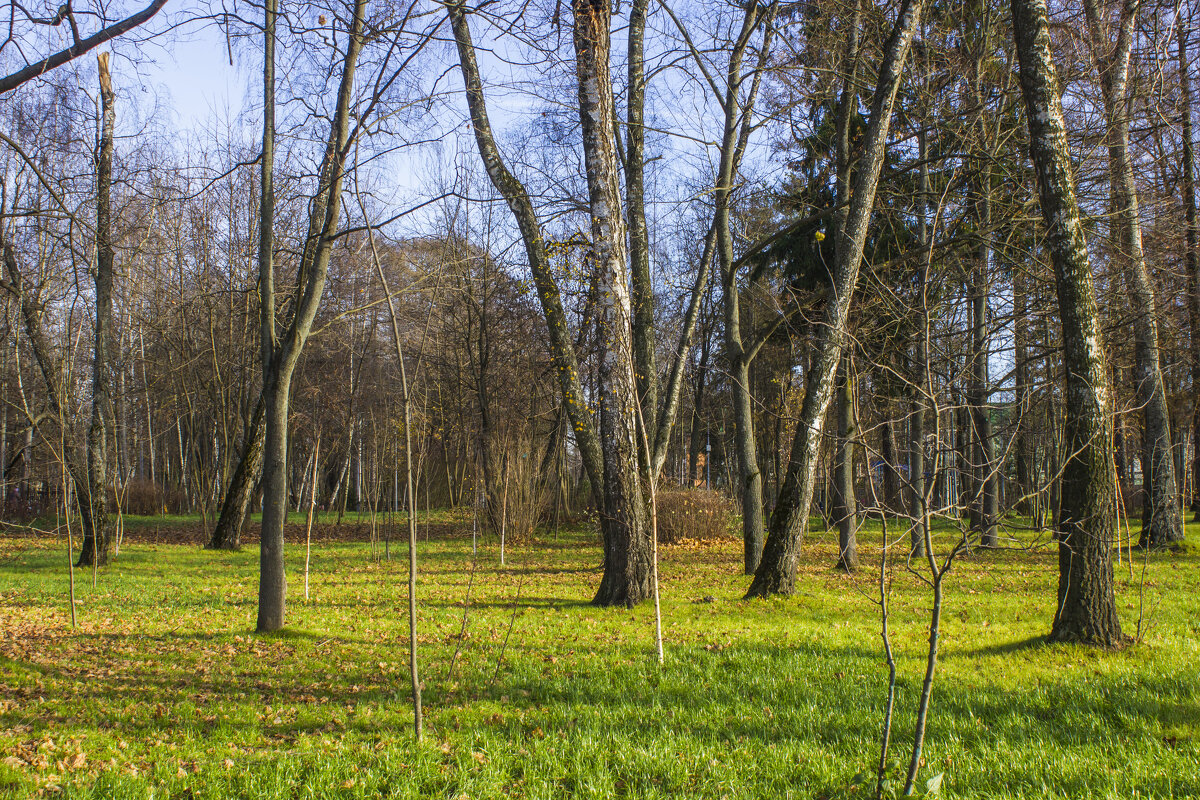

left=79, top=52, right=116, bottom=568
left=833, top=352, right=858, bottom=571
left=1012, top=0, right=1125, bottom=646
left=1177, top=10, right=1200, bottom=520
left=909, top=122, right=930, bottom=556
left=208, top=396, right=264, bottom=549
left=881, top=413, right=901, bottom=515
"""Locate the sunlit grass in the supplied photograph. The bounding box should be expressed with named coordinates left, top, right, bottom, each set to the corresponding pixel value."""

left=0, top=512, right=1197, bottom=798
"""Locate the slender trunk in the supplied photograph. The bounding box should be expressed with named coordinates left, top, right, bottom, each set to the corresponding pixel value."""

left=79, top=51, right=116, bottom=568
left=625, top=0, right=656, bottom=442
left=748, top=0, right=923, bottom=597
left=970, top=182, right=998, bottom=546
left=1014, top=268, right=1034, bottom=514
left=1012, top=0, right=1125, bottom=645
left=1180, top=9, right=1200, bottom=520
left=1082, top=0, right=1182, bottom=547
left=256, top=0, right=281, bottom=631
left=833, top=352, right=858, bottom=571
left=304, top=438, right=319, bottom=601
left=365, top=191, right=423, bottom=740
left=909, top=124, right=930, bottom=556
left=687, top=342, right=710, bottom=484
left=714, top=3, right=772, bottom=574
left=881, top=413, right=901, bottom=514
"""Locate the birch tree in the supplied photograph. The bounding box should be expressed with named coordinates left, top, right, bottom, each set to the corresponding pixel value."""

left=747, top=0, right=923, bottom=597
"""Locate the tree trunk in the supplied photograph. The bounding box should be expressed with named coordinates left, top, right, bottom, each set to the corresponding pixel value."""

left=1181, top=9, right=1200, bottom=521
left=79, top=51, right=116, bottom=568
left=208, top=395, right=264, bottom=549
left=257, top=0, right=365, bottom=633
left=1082, top=0, right=1182, bottom=548
left=833, top=352, right=858, bottom=571
left=446, top=0, right=605, bottom=501
left=747, top=0, right=923, bottom=597
left=909, top=121, right=930, bottom=556
left=970, top=184, right=998, bottom=547
left=709, top=3, right=773, bottom=573
left=573, top=0, right=652, bottom=607
left=1011, top=0, right=1125, bottom=646
left=625, top=0, right=656, bottom=445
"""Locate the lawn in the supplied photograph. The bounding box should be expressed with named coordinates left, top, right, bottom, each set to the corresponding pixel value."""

left=0, top=512, right=1197, bottom=798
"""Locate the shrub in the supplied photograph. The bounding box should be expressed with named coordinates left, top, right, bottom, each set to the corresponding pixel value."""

left=118, top=479, right=186, bottom=516
left=654, top=487, right=736, bottom=545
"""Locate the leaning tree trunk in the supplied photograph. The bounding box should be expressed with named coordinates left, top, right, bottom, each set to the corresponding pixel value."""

left=446, top=0, right=604, bottom=501
left=208, top=396, right=264, bottom=549
left=1012, top=0, right=1125, bottom=646
left=573, top=0, right=652, bottom=607
left=79, top=51, right=116, bottom=568
left=710, top=2, right=773, bottom=573
left=747, top=0, right=923, bottom=597
left=1083, top=0, right=1182, bottom=548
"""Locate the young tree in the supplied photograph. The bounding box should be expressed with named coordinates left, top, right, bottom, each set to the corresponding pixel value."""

left=257, top=0, right=367, bottom=633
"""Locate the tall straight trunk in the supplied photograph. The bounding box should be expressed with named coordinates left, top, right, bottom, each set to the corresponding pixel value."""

left=1178, top=9, right=1200, bottom=520
left=970, top=187, right=999, bottom=546
left=881, top=410, right=901, bottom=514
left=255, top=0, right=281, bottom=630
left=1083, top=0, right=1182, bottom=547
left=573, top=0, right=652, bottom=606
left=1011, top=0, right=1125, bottom=645
left=257, top=0, right=365, bottom=633
left=687, top=331, right=712, bottom=484
left=625, top=0, right=656, bottom=442
left=909, top=123, right=930, bottom=556
left=1014, top=267, right=1034, bottom=513
left=747, top=0, right=923, bottom=597
left=833, top=352, right=858, bottom=571
left=79, top=51, right=116, bottom=568
left=208, top=395, right=263, bottom=549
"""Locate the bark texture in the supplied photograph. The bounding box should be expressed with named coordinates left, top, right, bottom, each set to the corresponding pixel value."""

left=1182, top=10, right=1200, bottom=521
left=833, top=353, right=858, bottom=571
left=79, top=51, right=116, bottom=568
left=1012, top=0, right=1125, bottom=646
left=573, top=0, right=652, bottom=607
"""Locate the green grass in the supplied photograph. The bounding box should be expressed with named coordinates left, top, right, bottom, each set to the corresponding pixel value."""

left=0, top=512, right=1198, bottom=798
